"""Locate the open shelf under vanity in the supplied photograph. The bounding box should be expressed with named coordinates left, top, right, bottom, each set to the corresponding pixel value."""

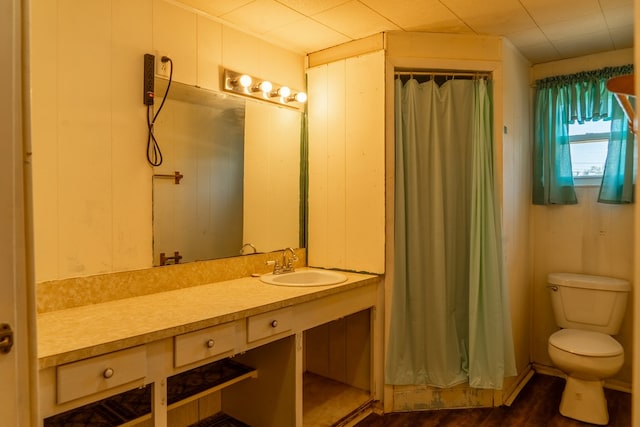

left=43, top=358, right=257, bottom=427
left=303, top=372, right=372, bottom=427
left=303, top=309, right=374, bottom=427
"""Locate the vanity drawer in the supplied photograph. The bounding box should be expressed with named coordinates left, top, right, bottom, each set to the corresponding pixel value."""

left=57, top=346, right=146, bottom=404
left=174, top=322, right=237, bottom=368
left=247, top=307, right=294, bottom=343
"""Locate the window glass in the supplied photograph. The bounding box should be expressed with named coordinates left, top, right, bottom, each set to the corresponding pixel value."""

left=568, top=120, right=610, bottom=180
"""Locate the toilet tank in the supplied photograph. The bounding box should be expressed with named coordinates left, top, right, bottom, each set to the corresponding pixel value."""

left=548, top=273, right=630, bottom=334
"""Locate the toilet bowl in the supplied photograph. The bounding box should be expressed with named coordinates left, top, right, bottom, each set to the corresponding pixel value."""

left=546, top=273, right=630, bottom=425
left=549, top=329, right=624, bottom=379
left=548, top=329, right=624, bottom=425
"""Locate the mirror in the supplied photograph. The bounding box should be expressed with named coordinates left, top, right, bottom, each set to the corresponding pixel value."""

left=152, top=79, right=303, bottom=266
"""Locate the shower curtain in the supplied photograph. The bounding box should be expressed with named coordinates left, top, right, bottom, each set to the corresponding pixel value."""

left=386, top=76, right=516, bottom=389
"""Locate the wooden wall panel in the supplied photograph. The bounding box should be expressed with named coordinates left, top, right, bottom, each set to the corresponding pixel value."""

left=307, top=51, right=385, bottom=273
left=30, top=0, right=305, bottom=281
left=344, top=52, right=385, bottom=272
left=307, top=65, right=330, bottom=266
left=57, top=0, right=114, bottom=277
left=325, top=61, right=348, bottom=267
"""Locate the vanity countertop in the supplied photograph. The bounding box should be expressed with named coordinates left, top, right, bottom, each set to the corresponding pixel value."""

left=37, top=268, right=377, bottom=369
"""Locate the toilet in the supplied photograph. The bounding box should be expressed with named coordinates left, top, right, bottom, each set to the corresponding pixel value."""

left=547, top=272, right=630, bottom=425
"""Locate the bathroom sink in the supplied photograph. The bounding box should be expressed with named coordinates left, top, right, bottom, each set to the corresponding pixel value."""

left=260, top=269, right=348, bottom=287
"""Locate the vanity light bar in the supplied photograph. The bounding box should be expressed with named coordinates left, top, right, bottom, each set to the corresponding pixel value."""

left=223, top=69, right=306, bottom=110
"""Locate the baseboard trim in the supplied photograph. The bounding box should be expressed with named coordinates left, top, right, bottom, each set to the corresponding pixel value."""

left=602, top=379, right=632, bottom=393
left=532, top=363, right=565, bottom=379
left=532, top=363, right=631, bottom=394
left=336, top=399, right=378, bottom=427
left=503, top=365, right=535, bottom=407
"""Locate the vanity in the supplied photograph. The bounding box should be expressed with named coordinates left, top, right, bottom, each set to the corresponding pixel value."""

left=37, top=263, right=381, bottom=427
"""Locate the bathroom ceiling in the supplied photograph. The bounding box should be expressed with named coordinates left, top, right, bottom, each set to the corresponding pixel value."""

left=177, top=0, right=633, bottom=64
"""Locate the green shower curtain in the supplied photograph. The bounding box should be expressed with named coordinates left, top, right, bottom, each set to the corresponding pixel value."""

left=386, top=76, right=516, bottom=389
left=468, top=80, right=517, bottom=388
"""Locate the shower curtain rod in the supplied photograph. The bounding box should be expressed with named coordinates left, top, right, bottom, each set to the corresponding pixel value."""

left=395, top=70, right=491, bottom=79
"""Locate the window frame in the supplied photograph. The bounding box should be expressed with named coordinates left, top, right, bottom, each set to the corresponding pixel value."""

left=568, top=125, right=610, bottom=186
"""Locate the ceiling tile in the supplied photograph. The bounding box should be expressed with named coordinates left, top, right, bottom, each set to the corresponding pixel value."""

left=536, top=12, right=608, bottom=42
left=517, top=42, right=562, bottom=64
left=520, top=0, right=601, bottom=25
left=599, top=0, right=633, bottom=10
left=264, top=17, right=351, bottom=53
left=440, top=0, right=537, bottom=35
left=312, top=0, right=401, bottom=39
left=360, top=0, right=469, bottom=32
left=176, top=0, right=254, bottom=16
left=275, top=0, right=351, bottom=16
left=553, top=30, right=615, bottom=58
left=505, top=27, right=549, bottom=47
left=221, top=0, right=306, bottom=34
left=609, top=25, right=634, bottom=49
left=602, top=5, right=635, bottom=28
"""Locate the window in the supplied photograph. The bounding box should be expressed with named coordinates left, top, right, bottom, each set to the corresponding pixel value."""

left=533, top=64, right=634, bottom=205
left=568, top=120, right=610, bottom=185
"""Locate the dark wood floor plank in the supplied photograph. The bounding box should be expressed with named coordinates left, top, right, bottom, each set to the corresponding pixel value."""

left=356, top=374, right=631, bottom=427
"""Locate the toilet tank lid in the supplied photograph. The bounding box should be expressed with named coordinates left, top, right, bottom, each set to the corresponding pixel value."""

left=549, top=329, right=623, bottom=357
left=548, top=273, right=630, bottom=292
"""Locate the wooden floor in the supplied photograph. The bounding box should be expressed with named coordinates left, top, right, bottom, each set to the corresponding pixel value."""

left=356, top=374, right=631, bottom=427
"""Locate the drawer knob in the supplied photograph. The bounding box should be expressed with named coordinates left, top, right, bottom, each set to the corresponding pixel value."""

left=271, top=320, right=278, bottom=328
left=206, top=339, right=215, bottom=348
left=103, top=368, right=114, bottom=379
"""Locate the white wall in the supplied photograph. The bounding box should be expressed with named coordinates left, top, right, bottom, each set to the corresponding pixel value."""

left=501, top=39, right=533, bottom=398
left=306, top=50, right=386, bottom=273
left=530, top=48, right=634, bottom=387
left=30, top=0, right=305, bottom=282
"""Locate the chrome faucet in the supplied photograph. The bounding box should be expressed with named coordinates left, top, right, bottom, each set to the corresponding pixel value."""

left=281, top=247, right=298, bottom=272
left=267, top=248, right=298, bottom=274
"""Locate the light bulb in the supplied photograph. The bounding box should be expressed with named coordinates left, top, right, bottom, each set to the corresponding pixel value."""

left=238, top=74, right=252, bottom=88
left=259, top=81, right=273, bottom=93
left=279, top=86, right=291, bottom=98
left=295, top=92, right=307, bottom=103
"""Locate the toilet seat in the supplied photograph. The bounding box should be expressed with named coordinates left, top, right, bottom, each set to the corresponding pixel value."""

left=549, top=329, right=623, bottom=357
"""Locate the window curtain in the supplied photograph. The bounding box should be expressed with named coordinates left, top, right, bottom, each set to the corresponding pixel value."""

left=386, top=76, right=516, bottom=389
left=598, top=99, right=635, bottom=203
left=532, top=64, right=634, bottom=205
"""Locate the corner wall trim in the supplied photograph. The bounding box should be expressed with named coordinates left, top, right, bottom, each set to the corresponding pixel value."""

left=503, top=366, right=534, bottom=406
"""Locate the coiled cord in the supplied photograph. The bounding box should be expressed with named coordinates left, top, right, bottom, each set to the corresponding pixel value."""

left=146, top=56, right=173, bottom=166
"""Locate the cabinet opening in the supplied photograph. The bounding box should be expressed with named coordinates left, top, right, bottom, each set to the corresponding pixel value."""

left=170, top=336, right=296, bottom=427
left=303, top=309, right=373, bottom=426
left=43, top=384, right=152, bottom=427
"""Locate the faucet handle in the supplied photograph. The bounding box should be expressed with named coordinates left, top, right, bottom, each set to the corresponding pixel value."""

left=266, top=259, right=282, bottom=274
